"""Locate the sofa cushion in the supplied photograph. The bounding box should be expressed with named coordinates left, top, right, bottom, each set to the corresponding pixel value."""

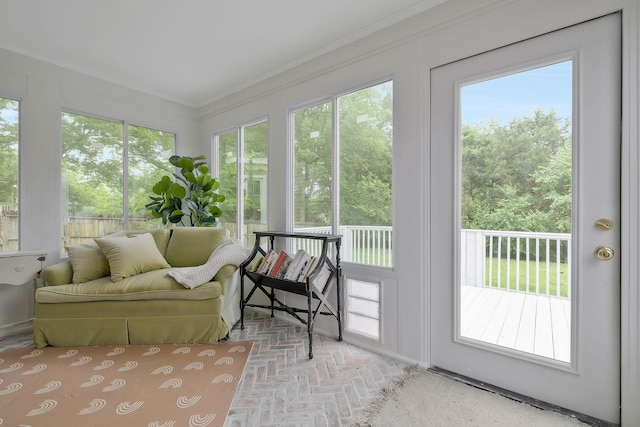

left=108, top=228, right=171, bottom=256
left=35, top=268, right=222, bottom=303
left=164, top=227, right=229, bottom=267
left=95, top=233, right=170, bottom=282
left=65, top=241, right=110, bottom=283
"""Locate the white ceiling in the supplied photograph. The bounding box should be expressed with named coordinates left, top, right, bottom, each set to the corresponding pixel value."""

left=0, top=1, right=448, bottom=108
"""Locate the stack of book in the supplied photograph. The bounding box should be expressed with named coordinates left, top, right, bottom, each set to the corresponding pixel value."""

left=245, top=248, right=333, bottom=289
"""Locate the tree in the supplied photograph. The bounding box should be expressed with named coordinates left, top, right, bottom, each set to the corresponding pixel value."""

left=61, top=113, right=174, bottom=219
left=293, top=82, right=393, bottom=228
left=0, top=98, right=19, bottom=205
left=294, top=102, right=333, bottom=227
left=243, top=121, right=268, bottom=223
left=339, top=84, right=393, bottom=226
left=461, top=109, right=572, bottom=233
left=217, top=131, right=239, bottom=226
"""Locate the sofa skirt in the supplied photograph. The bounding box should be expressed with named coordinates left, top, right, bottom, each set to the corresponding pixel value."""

left=33, top=299, right=228, bottom=347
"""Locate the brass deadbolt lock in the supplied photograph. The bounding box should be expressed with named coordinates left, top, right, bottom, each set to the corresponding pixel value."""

left=595, top=218, right=613, bottom=231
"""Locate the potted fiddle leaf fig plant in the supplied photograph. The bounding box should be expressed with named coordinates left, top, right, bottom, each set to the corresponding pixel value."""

left=146, top=154, right=225, bottom=227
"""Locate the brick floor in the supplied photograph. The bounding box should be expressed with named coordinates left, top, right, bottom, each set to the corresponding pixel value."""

left=225, top=311, right=407, bottom=427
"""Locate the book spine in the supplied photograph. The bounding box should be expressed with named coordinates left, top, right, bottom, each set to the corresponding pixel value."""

left=297, top=256, right=318, bottom=282
left=269, top=251, right=288, bottom=277
left=257, top=250, right=273, bottom=274
left=276, top=256, right=292, bottom=278
left=248, top=256, right=263, bottom=272
left=284, top=250, right=307, bottom=280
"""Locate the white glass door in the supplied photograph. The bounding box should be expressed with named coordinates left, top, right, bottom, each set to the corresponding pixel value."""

left=430, top=14, right=620, bottom=424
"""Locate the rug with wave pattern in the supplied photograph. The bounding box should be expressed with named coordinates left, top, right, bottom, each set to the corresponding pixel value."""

left=0, top=341, right=252, bottom=427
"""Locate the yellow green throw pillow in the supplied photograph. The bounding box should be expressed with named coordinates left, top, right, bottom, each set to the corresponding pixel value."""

left=65, top=240, right=111, bottom=283
left=95, top=233, right=170, bottom=282
left=164, top=227, right=229, bottom=267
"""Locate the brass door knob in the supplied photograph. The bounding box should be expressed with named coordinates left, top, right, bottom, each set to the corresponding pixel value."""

left=594, top=246, right=614, bottom=261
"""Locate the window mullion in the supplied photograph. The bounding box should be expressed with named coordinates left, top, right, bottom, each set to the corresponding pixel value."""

left=123, top=122, right=129, bottom=230
left=238, top=127, right=245, bottom=244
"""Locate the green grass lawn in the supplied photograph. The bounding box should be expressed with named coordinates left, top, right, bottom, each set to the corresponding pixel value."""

left=350, top=248, right=392, bottom=267
left=485, top=257, right=569, bottom=297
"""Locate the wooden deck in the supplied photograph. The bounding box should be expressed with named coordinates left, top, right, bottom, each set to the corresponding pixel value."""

left=461, top=285, right=571, bottom=363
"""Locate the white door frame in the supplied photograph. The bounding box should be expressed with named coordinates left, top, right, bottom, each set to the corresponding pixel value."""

left=620, top=1, right=640, bottom=426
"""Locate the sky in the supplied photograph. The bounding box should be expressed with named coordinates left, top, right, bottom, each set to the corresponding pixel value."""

left=0, top=100, right=18, bottom=123
left=461, top=60, right=572, bottom=126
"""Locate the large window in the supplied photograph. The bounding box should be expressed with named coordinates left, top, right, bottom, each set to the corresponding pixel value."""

left=215, top=119, right=268, bottom=248
left=293, top=81, right=392, bottom=342
left=0, top=97, right=19, bottom=251
left=293, top=81, right=393, bottom=267
left=61, top=112, right=174, bottom=248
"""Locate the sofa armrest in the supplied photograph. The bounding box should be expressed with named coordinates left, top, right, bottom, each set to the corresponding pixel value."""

left=214, top=264, right=237, bottom=293
left=41, top=261, right=73, bottom=286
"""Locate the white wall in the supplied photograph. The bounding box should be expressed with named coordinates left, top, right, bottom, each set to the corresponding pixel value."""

left=0, top=48, right=200, bottom=333
left=198, top=0, right=639, bottom=423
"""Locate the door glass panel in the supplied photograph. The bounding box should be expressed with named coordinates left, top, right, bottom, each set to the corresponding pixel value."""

left=459, top=61, right=572, bottom=363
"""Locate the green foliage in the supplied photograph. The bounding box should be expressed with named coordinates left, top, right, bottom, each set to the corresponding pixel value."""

left=294, top=102, right=333, bottom=227
left=61, top=113, right=175, bottom=223
left=462, top=109, right=571, bottom=233
left=0, top=98, right=19, bottom=205
left=216, top=121, right=268, bottom=227
left=293, top=82, right=393, bottom=228
left=338, top=84, right=393, bottom=226
left=146, top=155, right=225, bottom=227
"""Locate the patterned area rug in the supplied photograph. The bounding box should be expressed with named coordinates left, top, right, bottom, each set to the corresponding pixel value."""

left=356, top=367, right=589, bottom=427
left=0, top=342, right=252, bottom=427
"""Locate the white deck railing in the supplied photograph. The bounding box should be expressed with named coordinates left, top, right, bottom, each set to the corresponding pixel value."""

left=293, top=225, right=393, bottom=267
left=293, top=226, right=570, bottom=298
left=461, top=229, right=571, bottom=298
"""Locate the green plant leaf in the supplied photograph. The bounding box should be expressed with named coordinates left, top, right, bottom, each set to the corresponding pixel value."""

left=168, top=155, right=182, bottom=166
left=183, top=171, right=197, bottom=184
left=167, top=183, right=186, bottom=199
left=152, top=176, right=172, bottom=194
left=176, top=156, right=195, bottom=172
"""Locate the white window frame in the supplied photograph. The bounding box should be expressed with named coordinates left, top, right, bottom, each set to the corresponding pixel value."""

left=0, top=95, right=21, bottom=251
left=212, top=117, right=269, bottom=247
left=60, top=109, right=175, bottom=250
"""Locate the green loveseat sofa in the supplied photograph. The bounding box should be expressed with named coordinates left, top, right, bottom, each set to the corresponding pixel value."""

left=33, top=227, right=244, bottom=348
